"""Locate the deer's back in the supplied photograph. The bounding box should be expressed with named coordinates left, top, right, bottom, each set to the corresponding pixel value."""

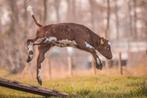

left=43, top=23, right=101, bottom=48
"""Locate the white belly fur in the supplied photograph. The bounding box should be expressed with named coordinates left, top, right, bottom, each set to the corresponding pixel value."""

left=44, top=37, right=77, bottom=47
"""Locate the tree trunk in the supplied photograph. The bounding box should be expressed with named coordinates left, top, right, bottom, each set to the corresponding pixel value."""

left=118, top=52, right=123, bottom=75
left=133, top=0, right=138, bottom=39
left=89, top=0, right=95, bottom=30
left=115, top=0, right=120, bottom=39
left=54, top=0, right=60, bottom=22
left=66, top=0, right=76, bottom=22
left=43, top=0, right=48, bottom=24
left=105, top=0, right=110, bottom=39
left=128, top=0, right=133, bottom=39
left=105, top=0, right=111, bottom=68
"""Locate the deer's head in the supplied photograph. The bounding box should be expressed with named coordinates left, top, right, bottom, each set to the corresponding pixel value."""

left=97, top=38, right=112, bottom=59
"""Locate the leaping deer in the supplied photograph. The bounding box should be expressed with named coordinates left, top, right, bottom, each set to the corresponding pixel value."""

left=26, top=6, right=112, bottom=85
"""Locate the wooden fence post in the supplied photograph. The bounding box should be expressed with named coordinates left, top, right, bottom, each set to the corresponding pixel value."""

left=48, top=58, right=52, bottom=79
left=92, top=57, right=96, bottom=75
left=118, top=52, right=123, bottom=75
left=89, top=55, right=96, bottom=75
left=68, top=56, right=72, bottom=76
left=67, top=47, right=74, bottom=76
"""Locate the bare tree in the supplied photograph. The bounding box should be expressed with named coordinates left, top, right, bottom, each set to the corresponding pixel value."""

left=105, top=0, right=110, bottom=39
left=133, top=0, right=137, bottom=39
left=54, top=0, right=61, bottom=22
left=89, top=0, right=95, bottom=30
left=66, top=0, right=76, bottom=22
left=7, top=0, right=17, bottom=33
left=43, top=0, right=48, bottom=24
left=114, top=0, right=120, bottom=39
left=128, top=0, right=133, bottom=40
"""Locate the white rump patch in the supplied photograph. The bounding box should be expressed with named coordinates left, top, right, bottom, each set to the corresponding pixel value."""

left=27, top=5, right=34, bottom=15
left=85, top=42, right=93, bottom=49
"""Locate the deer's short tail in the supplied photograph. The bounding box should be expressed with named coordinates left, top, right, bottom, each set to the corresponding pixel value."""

left=27, top=5, right=42, bottom=27
left=32, top=15, right=42, bottom=27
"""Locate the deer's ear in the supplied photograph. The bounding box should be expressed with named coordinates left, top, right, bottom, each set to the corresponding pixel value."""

left=100, top=38, right=104, bottom=45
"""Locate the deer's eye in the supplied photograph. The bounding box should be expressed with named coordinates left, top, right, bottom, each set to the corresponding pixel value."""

left=105, top=46, right=110, bottom=50
left=107, top=47, right=110, bottom=50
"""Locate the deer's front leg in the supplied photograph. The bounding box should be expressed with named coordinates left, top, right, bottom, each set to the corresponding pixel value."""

left=76, top=41, right=103, bottom=70
left=36, top=45, right=51, bottom=85
left=85, top=48, right=103, bottom=70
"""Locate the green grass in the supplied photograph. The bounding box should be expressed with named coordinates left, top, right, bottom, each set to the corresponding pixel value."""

left=0, top=75, right=147, bottom=98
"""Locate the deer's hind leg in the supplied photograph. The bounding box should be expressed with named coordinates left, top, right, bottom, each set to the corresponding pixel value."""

left=26, top=37, right=39, bottom=63
left=36, top=44, right=51, bottom=85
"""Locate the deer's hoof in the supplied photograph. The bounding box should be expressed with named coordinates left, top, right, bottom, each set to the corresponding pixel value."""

left=96, top=63, right=103, bottom=70
left=26, top=57, right=31, bottom=63
left=37, top=77, right=42, bottom=85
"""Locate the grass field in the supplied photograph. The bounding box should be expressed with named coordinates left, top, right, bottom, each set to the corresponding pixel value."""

left=0, top=72, right=147, bottom=98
